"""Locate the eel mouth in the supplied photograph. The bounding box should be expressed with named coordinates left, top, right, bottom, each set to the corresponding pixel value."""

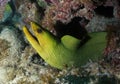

left=23, top=23, right=40, bottom=45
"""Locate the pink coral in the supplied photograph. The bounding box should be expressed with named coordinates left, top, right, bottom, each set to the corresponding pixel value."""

left=42, top=0, right=95, bottom=30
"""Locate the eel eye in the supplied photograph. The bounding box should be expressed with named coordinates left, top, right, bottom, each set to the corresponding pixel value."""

left=37, top=28, right=42, bottom=33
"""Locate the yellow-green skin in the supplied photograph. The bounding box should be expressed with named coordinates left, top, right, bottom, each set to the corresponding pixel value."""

left=23, top=22, right=106, bottom=69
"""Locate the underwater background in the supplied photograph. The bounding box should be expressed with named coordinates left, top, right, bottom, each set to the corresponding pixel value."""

left=0, top=0, right=120, bottom=83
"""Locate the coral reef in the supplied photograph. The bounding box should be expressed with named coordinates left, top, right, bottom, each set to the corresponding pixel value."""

left=42, top=0, right=93, bottom=30
left=104, top=25, right=120, bottom=71
left=0, top=0, right=120, bottom=83
left=42, top=0, right=120, bottom=32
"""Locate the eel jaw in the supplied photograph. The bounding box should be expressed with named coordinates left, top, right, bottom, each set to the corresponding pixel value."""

left=23, top=21, right=55, bottom=53
left=23, top=26, right=42, bottom=53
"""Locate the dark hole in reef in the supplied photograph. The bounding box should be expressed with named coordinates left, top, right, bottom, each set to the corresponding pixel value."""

left=94, top=6, right=114, bottom=18
left=54, top=17, right=89, bottom=39
left=54, top=17, right=91, bottom=46
left=119, top=0, right=120, bottom=6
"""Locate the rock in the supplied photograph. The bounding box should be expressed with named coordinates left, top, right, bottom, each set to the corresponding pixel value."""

left=86, top=16, right=120, bottom=32
left=0, top=27, right=25, bottom=57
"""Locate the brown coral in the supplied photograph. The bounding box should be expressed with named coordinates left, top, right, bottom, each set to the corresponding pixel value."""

left=0, top=39, right=10, bottom=61
left=104, top=25, right=120, bottom=72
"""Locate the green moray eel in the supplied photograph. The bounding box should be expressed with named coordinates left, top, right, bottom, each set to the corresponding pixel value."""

left=23, top=22, right=107, bottom=69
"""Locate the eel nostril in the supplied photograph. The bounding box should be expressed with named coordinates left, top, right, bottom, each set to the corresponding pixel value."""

left=37, top=28, right=42, bottom=33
